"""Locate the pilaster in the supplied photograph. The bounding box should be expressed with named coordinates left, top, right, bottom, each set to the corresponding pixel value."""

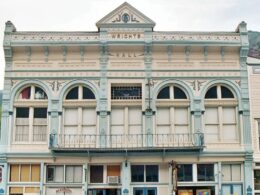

left=0, top=162, right=7, bottom=195
left=3, top=21, right=15, bottom=71
left=99, top=32, right=109, bottom=147
left=84, top=163, right=88, bottom=195
left=144, top=39, right=153, bottom=139
left=49, top=99, right=60, bottom=148
left=40, top=162, right=44, bottom=195
left=192, top=98, right=204, bottom=146
left=121, top=161, right=130, bottom=195
left=244, top=152, right=253, bottom=195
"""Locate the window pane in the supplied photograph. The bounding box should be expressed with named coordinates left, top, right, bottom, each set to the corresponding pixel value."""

left=174, top=86, right=187, bottom=99
left=35, top=87, right=47, bottom=99
left=83, top=87, right=95, bottom=99
left=222, top=125, right=237, bottom=141
left=16, top=107, right=29, bottom=118
left=34, top=108, right=47, bottom=118
left=66, top=166, right=74, bottom=183
left=205, top=108, right=218, bottom=124
left=178, top=164, right=192, bottom=181
left=223, top=107, right=236, bottom=123
left=134, top=189, right=144, bottom=195
left=255, top=170, right=260, bottom=190
left=10, top=165, right=19, bottom=182
left=55, top=166, right=64, bottom=182
left=147, top=189, right=156, bottom=195
left=131, top=165, right=144, bottom=182
left=0, top=167, right=2, bottom=183
left=231, top=164, right=241, bottom=181
left=157, top=87, right=170, bottom=99
left=20, top=164, right=30, bottom=182
left=205, top=86, right=217, bottom=99
left=197, top=164, right=214, bottom=181
left=90, top=165, right=103, bottom=183
left=66, top=87, right=79, bottom=99
left=175, top=108, right=188, bottom=124
left=146, top=165, right=158, bottom=182
left=107, top=165, right=120, bottom=176
left=47, top=166, right=54, bottom=182
left=19, top=87, right=31, bottom=99
left=74, top=166, right=82, bottom=183
left=221, top=86, right=234, bottom=98
left=31, top=165, right=40, bottom=182
left=222, top=164, right=231, bottom=181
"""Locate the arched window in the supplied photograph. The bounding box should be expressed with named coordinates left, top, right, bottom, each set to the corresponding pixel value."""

left=14, top=85, right=48, bottom=143
left=204, top=85, right=238, bottom=143
left=63, top=85, right=96, bottom=144
left=156, top=85, right=190, bottom=145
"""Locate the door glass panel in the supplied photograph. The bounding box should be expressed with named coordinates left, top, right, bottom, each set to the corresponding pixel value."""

left=147, top=189, right=156, bottom=195
left=134, top=189, right=144, bottom=195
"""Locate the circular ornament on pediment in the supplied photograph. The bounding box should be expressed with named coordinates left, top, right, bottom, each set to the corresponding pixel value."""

left=122, top=13, right=130, bottom=23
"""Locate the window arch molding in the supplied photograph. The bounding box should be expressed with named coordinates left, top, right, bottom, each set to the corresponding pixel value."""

left=59, top=80, right=99, bottom=111
left=9, top=80, right=52, bottom=110
left=152, top=79, right=194, bottom=108
left=200, top=80, right=242, bottom=110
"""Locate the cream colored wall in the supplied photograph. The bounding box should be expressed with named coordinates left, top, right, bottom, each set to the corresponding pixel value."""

left=249, top=66, right=260, bottom=156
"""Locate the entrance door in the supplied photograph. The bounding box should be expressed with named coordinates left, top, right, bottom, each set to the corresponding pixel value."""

left=88, top=189, right=121, bottom=195
left=133, top=188, right=157, bottom=195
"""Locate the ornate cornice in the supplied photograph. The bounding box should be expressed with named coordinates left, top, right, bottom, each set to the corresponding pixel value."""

left=8, top=31, right=241, bottom=46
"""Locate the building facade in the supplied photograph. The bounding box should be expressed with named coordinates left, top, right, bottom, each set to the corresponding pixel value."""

left=248, top=56, right=260, bottom=195
left=0, top=2, right=253, bottom=195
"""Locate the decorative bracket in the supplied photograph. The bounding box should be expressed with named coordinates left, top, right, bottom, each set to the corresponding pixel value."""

left=80, top=46, right=85, bottom=62
left=62, top=46, right=67, bottom=62
left=25, top=46, right=31, bottom=62
left=167, top=45, right=173, bottom=62
left=220, top=46, right=225, bottom=61
left=44, top=46, right=49, bottom=62
left=185, top=46, right=191, bottom=61
left=203, top=46, right=208, bottom=61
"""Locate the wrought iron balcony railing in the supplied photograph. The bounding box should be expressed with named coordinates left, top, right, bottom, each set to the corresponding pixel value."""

left=49, top=133, right=204, bottom=151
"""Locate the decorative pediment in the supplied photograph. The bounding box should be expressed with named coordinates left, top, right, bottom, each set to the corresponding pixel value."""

left=96, top=2, right=155, bottom=29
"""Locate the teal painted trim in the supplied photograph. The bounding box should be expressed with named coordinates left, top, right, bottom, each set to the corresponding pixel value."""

left=0, top=162, right=7, bottom=195
left=5, top=69, right=242, bottom=73
left=199, top=79, right=242, bottom=110
left=40, top=162, right=44, bottom=195
left=10, top=41, right=100, bottom=47
left=9, top=79, right=53, bottom=111
left=58, top=79, right=100, bottom=111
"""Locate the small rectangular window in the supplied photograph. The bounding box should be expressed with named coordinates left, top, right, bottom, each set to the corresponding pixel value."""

left=47, top=165, right=64, bottom=183
left=255, top=170, right=260, bottom=190
left=90, top=165, right=103, bottom=183
left=197, top=164, right=214, bottom=181
left=222, top=164, right=241, bottom=181
left=111, top=86, right=142, bottom=99
left=34, top=108, right=47, bottom=118
left=146, top=165, right=158, bottom=182
left=178, top=164, right=192, bottom=181
left=131, top=165, right=144, bottom=182
left=16, top=107, right=29, bottom=118
left=65, top=165, right=82, bottom=183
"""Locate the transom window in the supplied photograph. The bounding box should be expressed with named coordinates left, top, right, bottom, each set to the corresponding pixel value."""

left=157, top=85, right=187, bottom=99
left=65, top=86, right=95, bottom=100
left=204, top=85, right=238, bottom=143
left=111, top=86, right=142, bottom=99
left=14, top=85, right=48, bottom=143
left=222, top=164, right=241, bottom=181
left=10, top=164, right=40, bottom=182
left=205, top=85, right=234, bottom=99
left=18, top=86, right=47, bottom=100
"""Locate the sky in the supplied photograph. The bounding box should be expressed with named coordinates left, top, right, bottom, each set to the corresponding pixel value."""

left=0, top=0, right=260, bottom=90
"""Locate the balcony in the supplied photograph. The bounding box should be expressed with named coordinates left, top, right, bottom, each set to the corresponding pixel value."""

left=50, top=133, right=204, bottom=153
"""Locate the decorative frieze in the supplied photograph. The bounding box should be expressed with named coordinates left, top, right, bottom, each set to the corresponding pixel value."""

left=152, top=33, right=240, bottom=43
